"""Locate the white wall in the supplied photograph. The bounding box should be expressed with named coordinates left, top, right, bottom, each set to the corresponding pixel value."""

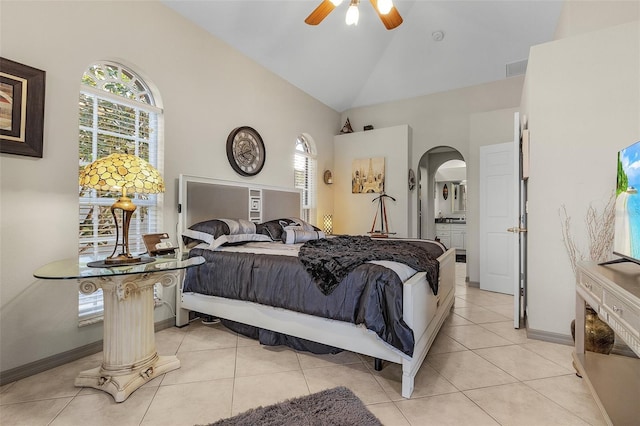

left=554, top=0, right=640, bottom=39
left=523, top=20, right=640, bottom=336
left=333, top=125, right=411, bottom=237
left=0, top=1, right=339, bottom=373
left=342, top=79, right=525, bottom=283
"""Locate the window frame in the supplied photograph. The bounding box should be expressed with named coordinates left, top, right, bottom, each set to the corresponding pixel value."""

left=77, top=62, right=163, bottom=325
left=294, top=134, right=317, bottom=223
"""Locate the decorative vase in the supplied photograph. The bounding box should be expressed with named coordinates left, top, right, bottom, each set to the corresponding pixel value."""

left=571, top=305, right=615, bottom=354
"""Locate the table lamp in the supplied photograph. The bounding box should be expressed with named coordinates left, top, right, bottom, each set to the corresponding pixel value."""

left=79, top=153, right=165, bottom=266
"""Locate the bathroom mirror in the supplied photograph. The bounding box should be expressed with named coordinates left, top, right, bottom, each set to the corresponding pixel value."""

left=451, top=182, right=466, bottom=212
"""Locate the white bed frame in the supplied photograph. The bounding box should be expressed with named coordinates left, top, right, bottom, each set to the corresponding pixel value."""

left=174, top=174, right=455, bottom=398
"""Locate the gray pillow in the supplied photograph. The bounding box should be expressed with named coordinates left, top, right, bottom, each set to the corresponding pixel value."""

left=257, top=218, right=320, bottom=241
left=182, top=218, right=270, bottom=249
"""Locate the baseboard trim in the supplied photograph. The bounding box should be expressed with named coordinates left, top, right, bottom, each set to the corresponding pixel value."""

left=0, top=318, right=175, bottom=386
left=526, top=324, right=638, bottom=358
left=467, top=280, right=479, bottom=288
left=525, top=327, right=574, bottom=346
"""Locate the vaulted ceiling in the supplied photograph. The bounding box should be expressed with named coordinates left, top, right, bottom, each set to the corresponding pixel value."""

left=162, top=1, right=564, bottom=112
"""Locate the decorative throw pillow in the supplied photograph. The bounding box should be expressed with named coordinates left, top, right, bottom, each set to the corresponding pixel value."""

left=257, top=218, right=320, bottom=241
left=281, top=228, right=326, bottom=244
left=182, top=218, right=271, bottom=249
left=182, top=219, right=230, bottom=247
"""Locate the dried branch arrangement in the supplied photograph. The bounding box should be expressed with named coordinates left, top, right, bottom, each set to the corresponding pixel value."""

left=559, top=192, right=616, bottom=278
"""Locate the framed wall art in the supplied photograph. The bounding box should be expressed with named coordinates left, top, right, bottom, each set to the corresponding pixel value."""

left=352, top=157, right=385, bottom=194
left=0, top=58, right=46, bottom=158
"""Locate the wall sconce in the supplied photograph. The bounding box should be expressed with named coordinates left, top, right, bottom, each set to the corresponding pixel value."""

left=323, top=170, right=333, bottom=185
left=323, top=214, right=333, bottom=235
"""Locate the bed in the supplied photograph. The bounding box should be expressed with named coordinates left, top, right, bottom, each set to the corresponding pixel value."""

left=175, top=174, right=456, bottom=398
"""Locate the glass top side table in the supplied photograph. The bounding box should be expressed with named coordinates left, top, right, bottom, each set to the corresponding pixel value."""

left=34, top=255, right=205, bottom=402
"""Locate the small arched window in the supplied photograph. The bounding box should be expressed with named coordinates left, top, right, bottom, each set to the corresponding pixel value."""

left=294, top=134, right=317, bottom=222
left=77, top=61, right=163, bottom=323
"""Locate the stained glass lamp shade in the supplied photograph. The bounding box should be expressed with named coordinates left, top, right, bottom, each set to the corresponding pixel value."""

left=79, top=153, right=164, bottom=266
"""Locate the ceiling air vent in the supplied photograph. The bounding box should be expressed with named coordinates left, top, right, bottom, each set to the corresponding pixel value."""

left=506, top=59, right=528, bottom=77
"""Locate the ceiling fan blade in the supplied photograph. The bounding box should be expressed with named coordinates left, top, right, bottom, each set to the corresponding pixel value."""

left=369, top=0, right=403, bottom=30
left=305, top=0, right=337, bottom=26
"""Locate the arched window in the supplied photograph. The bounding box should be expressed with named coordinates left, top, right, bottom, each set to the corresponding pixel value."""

left=77, top=61, right=163, bottom=324
left=294, top=134, right=317, bottom=222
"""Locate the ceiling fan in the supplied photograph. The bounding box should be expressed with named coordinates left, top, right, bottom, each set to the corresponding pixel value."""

left=305, top=0, right=403, bottom=30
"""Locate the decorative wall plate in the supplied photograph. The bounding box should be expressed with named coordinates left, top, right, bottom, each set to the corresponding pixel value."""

left=323, top=170, right=333, bottom=184
left=226, top=126, right=265, bottom=176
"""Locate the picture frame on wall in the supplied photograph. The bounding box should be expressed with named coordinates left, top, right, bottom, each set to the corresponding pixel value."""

left=352, top=157, right=385, bottom=194
left=0, top=58, right=46, bottom=158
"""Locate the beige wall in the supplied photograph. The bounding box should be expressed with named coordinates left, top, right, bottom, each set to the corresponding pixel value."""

left=0, top=1, right=339, bottom=373
left=523, top=19, right=640, bottom=335
left=333, top=125, right=411, bottom=237
left=342, top=78, right=525, bottom=283
left=554, top=0, right=640, bottom=39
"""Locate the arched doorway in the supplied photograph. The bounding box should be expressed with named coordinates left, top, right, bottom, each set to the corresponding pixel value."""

left=417, top=147, right=466, bottom=246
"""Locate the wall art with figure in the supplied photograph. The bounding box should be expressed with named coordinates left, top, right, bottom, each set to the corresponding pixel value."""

left=352, top=157, right=385, bottom=194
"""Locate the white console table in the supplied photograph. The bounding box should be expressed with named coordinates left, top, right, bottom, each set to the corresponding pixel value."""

left=34, top=255, right=204, bottom=402
left=574, top=261, right=640, bottom=425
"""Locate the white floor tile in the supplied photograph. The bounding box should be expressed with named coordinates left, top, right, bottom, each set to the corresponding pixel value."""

left=474, top=344, right=572, bottom=381
left=395, top=392, right=500, bottom=425
left=51, top=388, right=156, bottom=426
left=141, top=378, right=234, bottom=426
left=370, top=360, right=458, bottom=400
left=479, top=321, right=528, bottom=344
left=4, top=264, right=606, bottom=426
left=0, top=397, right=72, bottom=426
left=464, top=382, right=591, bottom=425
left=521, top=339, right=576, bottom=371
left=232, top=370, right=309, bottom=415
left=524, top=375, right=607, bottom=426
left=366, top=401, right=411, bottom=426
left=443, top=324, right=513, bottom=349
left=427, top=350, right=518, bottom=390
left=453, top=306, right=511, bottom=324
left=303, top=363, right=390, bottom=404
left=161, top=347, right=236, bottom=385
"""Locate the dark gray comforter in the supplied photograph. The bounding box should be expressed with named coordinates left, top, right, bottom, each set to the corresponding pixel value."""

left=183, top=239, right=444, bottom=356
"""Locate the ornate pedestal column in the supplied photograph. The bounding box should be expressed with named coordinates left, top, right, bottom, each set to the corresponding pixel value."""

left=76, top=271, right=180, bottom=402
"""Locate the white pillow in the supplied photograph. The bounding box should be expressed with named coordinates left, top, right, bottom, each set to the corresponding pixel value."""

left=281, top=228, right=326, bottom=244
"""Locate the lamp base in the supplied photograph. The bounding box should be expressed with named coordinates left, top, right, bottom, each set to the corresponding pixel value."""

left=87, top=257, right=155, bottom=268
left=105, top=254, right=144, bottom=265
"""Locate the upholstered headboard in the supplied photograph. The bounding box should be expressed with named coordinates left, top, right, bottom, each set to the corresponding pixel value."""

left=177, top=175, right=302, bottom=246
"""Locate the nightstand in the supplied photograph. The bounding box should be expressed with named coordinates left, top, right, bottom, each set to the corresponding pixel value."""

left=34, top=255, right=205, bottom=402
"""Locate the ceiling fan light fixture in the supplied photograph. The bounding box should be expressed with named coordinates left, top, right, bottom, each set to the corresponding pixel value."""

left=305, top=0, right=401, bottom=30
left=346, top=0, right=359, bottom=25
left=377, top=0, right=393, bottom=14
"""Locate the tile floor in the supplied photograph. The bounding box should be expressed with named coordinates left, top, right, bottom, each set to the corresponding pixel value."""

left=0, top=263, right=606, bottom=425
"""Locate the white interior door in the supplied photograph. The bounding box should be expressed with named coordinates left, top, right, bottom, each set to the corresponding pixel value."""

left=479, top=113, right=523, bottom=328
left=514, top=114, right=525, bottom=329
left=480, top=146, right=518, bottom=296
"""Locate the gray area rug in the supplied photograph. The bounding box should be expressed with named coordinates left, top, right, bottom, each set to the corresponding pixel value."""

left=202, top=386, right=382, bottom=426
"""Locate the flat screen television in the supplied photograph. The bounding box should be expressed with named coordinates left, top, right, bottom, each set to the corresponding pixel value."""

left=610, top=140, right=640, bottom=265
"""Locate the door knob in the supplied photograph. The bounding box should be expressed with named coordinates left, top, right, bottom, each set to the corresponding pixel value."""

left=507, top=227, right=527, bottom=233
